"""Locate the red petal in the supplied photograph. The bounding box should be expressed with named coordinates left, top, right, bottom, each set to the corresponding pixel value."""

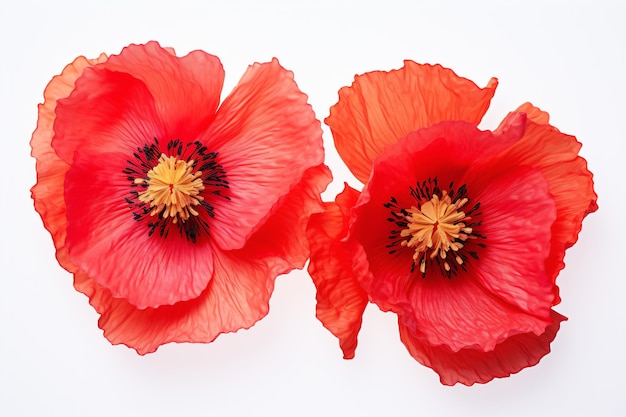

left=31, top=53, right=107, bottom=271
left=74, top=245, right=276, bottom=355
left=466, top=167, right=556, bottom=318
left=71, top=166, right=330, bottom=354
left=102, top=41, right=224, bottom=140
left=307, top=185, right=367, bottom=359
left=64, top=147, right=216, bottom=309
left=482, top=105, right=598, bottom=301
left=326, top=62, right=498, bottom=182
left=52, top=66, right=210, bottom=309
left=245, top=164, right=333, bottom=272
left=201, top=59, right=325, bottom=251
left=352, top=123, right=557, bottom=351
left=397, top=166, right=556, bottom=352
left=398, top=310, right=566, bottom=386
left=52, top=67, right=165, bottom=165
left=352, top=122, right=505, bottom=312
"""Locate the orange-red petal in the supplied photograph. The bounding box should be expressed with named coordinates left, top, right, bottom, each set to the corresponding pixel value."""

left=307, top=184, right=367, bottom=359
left=31, top=54, right=107, bottom=273
left=326, top=62, right=498, bottom=182
left=399, top=310, right=566, bottom=386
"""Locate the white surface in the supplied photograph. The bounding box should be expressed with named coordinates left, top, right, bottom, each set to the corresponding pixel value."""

left=0, top=1, right=623, bottom=416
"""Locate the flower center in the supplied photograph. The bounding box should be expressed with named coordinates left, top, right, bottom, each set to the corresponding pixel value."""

left=134, top=154, right=205, bottom=224
left=386, top=179, right=484, bottom=277
left=400, top=191, right=472, bottom=275
left=124, top=138, right=229, bottom=243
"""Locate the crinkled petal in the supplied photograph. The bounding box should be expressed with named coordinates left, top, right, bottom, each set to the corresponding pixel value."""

left=102, top=41, right=225, bottom=140
left=480, top=105, right=598, bottom=301
left=64, top=146, right=215, bottom=309
left=464, top=166, right=556, bottom=318
left=72, top=165, right=330, bottom=354
left=74, top=245, right=274, bottom=355
left=326, top=61, right=498, bottom=182
left=245, top=164, right=333, bottom=272
left=200, top=59, right=324, bottom=251
left=52, top=67, right=165, bottom=165
left=31, top=53, right=107, bottom=270
left=395, top=167, right=556, bottom=352
left=307, top=184, right=367, bottom=359
left=52, top=66, right=211, bottom=309
left=398, top=310, right=566, bottom=386
left=352, top=123, right=556, bottom=351
left=352, top=122, right=508, bottom=312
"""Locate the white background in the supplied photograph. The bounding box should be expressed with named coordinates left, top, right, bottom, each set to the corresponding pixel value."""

left=1, top=1, right=623, bottom=416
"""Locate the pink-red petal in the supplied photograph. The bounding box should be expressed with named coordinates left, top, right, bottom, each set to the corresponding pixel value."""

left=326, top=62, right=498, bottom=182
left=307, top=184, right=367, bottom=358
left=398, top=310, right=566, bottom=386
left=201, top=59, right=325, bottom=251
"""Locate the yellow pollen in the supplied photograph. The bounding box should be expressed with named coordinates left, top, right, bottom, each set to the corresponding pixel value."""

left=400, top=191, right=471, bottom=273
left=134, top=154, right=205, bottom=223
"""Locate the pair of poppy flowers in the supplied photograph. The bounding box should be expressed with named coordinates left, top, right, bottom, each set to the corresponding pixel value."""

left=31, top=42, right=597, bottom=386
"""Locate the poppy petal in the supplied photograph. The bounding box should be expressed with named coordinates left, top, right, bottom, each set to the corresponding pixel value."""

left=307, top=184, right=367, bottom=359
left=31, top=54, right=107, bottom=269
left=51, top=66, right=210, bottom=309
left=63, top=146, right=216, bottom=309
left=245, top=164, right=333, bottom=272
left=350, top=123, right=556, bottom=350
left=102, top=41, right=225, bottom=140
left=482, top=106, right=598, bottom=300
left=201, top=59, right=325, bottom=251
left=52, top=67, right=165, bottom=165
left=398, top=310, right=566, bottom=386
left=465, top=166, right=557, bottom=317
left=396, top=167, right=556, bottom=352
left=74, top=245, right=274, bottom=355
left=70, top=165, right=330, bottom=354
left=351, top=122, right=513, bottom=312
left=326, top=62, right=498, bottom=182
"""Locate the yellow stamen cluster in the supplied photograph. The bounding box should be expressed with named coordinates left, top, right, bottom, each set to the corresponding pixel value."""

left=401, top=191, right=473, bottom=274
left=135, top=154, right=205, bottom=223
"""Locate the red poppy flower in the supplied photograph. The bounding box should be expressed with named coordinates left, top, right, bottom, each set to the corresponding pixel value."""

left=307, top=62, right=597, bottom=385
left=31, top=42, right=331, bottom=354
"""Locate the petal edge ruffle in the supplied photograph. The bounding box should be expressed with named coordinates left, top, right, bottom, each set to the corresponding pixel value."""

left=326, top=62, right=498, bottom=182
